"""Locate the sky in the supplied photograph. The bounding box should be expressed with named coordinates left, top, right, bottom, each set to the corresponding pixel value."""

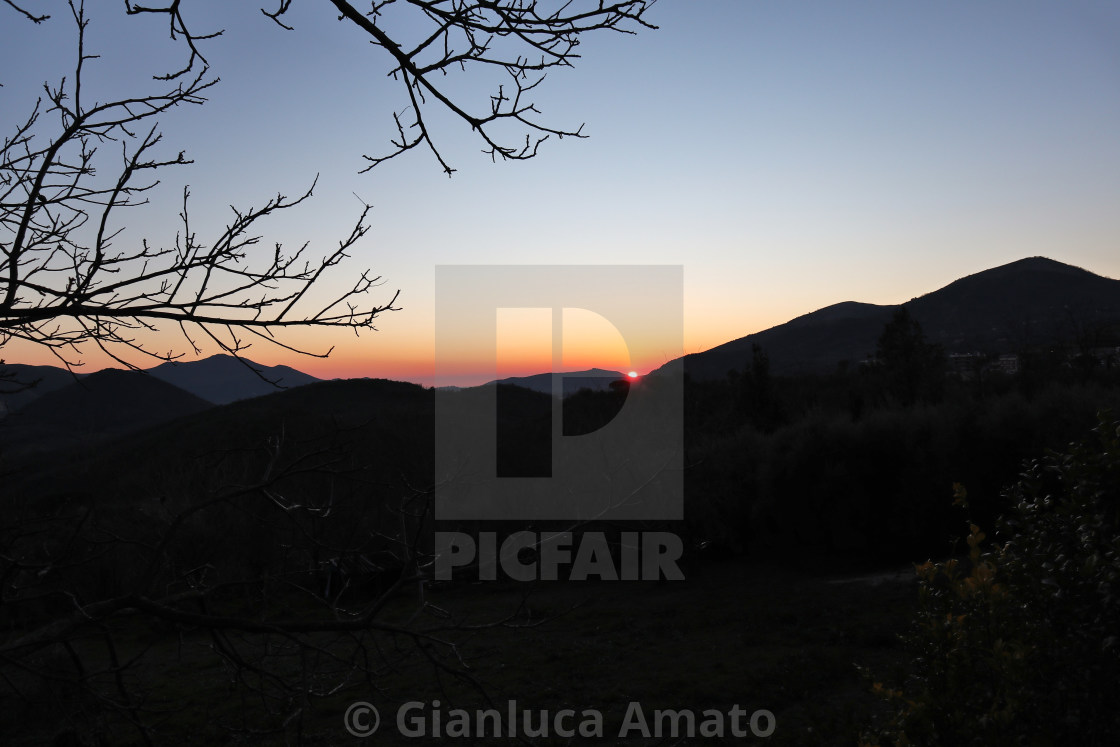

left=2, top=0, right=1119, bottom=386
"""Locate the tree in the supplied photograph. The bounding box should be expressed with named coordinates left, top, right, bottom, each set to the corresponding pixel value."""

left=0, top=2, right=397, bottom=377
left=0, top=391, right=491, bottom=743
left=872, top=306, right=946, bottom=406
left=2, top=0, right=654, bottom=375
left=735, top=343, right=783, bottom=432
left=13, top=0, right=654, bottom=176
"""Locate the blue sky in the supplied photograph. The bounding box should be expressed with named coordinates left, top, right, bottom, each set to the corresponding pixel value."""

left=3, top=1, right=1119, bottom=385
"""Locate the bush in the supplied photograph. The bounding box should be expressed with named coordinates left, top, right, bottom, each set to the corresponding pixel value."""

left=862, top=416, right=1120, bottom=746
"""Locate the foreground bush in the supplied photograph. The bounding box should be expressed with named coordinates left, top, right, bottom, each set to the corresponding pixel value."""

left=862, top=417, right=1120, bottom=746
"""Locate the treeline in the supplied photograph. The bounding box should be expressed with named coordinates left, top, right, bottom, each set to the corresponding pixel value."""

left=674, top=309, right=1120, bottom=563
left=9, top=311, right=1120, bottom=596
left=684, top=380, right=1120, bottom=561
left=541, top=311, right=1120, bottom=566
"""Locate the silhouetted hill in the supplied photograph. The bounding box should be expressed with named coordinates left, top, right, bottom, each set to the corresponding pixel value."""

left=660, top=257, right=1120, bottom=379
left=0, top=369, right=212, bottom=456
left=208, top=376, right=432, bottom=431
left=148, top=354, right=319, bottom=404
left=906, top=256, right=1120, bottom=351
left=0, top=364, right=80, bottom=414
left=1, top=354, right=321, bottom=414
left=674, top=302, right=895, bottom=380
left=486, top=368, right=626, bottom=395
left=1, top=376, right=435, bottom=505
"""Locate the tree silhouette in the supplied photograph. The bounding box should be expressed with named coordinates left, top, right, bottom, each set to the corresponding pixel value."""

left=122, top=0, right=655, bottom=175
left=1, top=2, right=401, bottom=377
left=873, top=306, right=946, bottom=406
left=736, top=343, right=783, bottom=432
left=2, top=0, right=654, bottom=375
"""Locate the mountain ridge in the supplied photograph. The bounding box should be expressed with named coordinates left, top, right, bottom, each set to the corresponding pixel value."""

left=656, top=256, right=1120, bottom=380
left=148, top=354, right=320, bottom=404
left=0, top=368, right=213, bottom=457
left=0, top=354, right=322, bottom=414
left=2, top=257, right=1118, bottom=401
left=485, top=368, right=627, bottom=395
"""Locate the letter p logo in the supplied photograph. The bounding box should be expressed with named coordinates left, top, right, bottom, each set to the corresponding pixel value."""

left=434, top=266, right=684, bottom=521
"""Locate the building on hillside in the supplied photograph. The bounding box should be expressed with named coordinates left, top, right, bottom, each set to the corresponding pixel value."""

left=1090, top=346, right=1120, bottom=369
left=994, top=354, right=1020, bottom=375
left=947, top=352, right=1020, bottom=379
left=947, top=352, right=983, bottom=380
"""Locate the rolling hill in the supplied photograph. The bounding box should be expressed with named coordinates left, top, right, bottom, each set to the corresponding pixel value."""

left=0, top=368, right=213, bottom=457
left=0, top=354, right=322, bottom=417
left=148, top=354, right=320, bottom=404
left=486, top=368, right=627, bottom=395
left=0, top=364, right=84, bottom=415
left=658, top=257, right=1120, bottom=380
left=0, top=376, right=435, bottom=504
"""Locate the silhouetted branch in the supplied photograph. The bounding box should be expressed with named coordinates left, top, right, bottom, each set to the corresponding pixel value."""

left=1, top=0, right=48, bottom=23
left=0, top=416, right=545, bottom=742
left=1, top=1, right=399, bottom=372
left=42, top=0, right=657, bottom=175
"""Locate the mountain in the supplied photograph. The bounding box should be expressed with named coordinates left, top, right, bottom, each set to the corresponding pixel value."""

left=0, top=364, right=81, bottom=414
left=1, top=376, right=434, bottom=499
left=148, top=354, right=320, bottom=404
left=905, top=256, right=1120, bottom=351
left=1, top=354, right=321, bottom=415
left=672, top=301, right=895, bottom=380
left=485, top=368, right=627, bottom=396
left=0, top=368, right=212, bottom=456
left=660, top=257, right=1120, bottom=380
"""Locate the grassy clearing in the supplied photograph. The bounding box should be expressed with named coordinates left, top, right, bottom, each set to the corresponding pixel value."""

left=3, top=558, right=916, bottom=745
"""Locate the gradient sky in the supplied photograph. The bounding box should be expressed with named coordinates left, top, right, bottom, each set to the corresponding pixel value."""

left=3, top=1, right=1119, bottom=386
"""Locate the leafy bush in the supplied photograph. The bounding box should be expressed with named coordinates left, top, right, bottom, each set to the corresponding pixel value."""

left=862, top=417, right=1120, bottom=746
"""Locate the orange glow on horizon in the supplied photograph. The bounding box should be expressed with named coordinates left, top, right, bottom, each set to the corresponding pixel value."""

left=496, top=307, right=552, bottom=380
left=561, top=308, right=630, bottom=373
left=2, top=297, right=693, bottom=387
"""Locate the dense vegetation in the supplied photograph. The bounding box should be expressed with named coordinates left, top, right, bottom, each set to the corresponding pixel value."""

left=673, top=317, right=1120, bottom=565
left=861, top=418, right=1120, bottom=746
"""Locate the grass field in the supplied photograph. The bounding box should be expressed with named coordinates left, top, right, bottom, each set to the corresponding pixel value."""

left=3, top=558, right=918, bottom=745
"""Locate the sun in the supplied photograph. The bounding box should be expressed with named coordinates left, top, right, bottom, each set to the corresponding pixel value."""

left=627, top=371, right=638, bottom=379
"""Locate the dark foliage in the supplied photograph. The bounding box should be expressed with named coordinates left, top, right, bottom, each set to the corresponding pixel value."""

left=864, top=417, right=1120, bottom=746
left=870, top=307, right=946, bottom=407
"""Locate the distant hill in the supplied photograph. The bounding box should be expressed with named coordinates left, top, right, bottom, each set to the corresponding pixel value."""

left=485, top=368, right=627, bottom=396
left=658, top=257, right=1120, bottom=380
left=148, top=354, right=320, bottom=404
left=1, top=354, right=321, bottom=415
left=0, top=368, right=212, bottom=456
left=672, top=301, right=895, bottom=380
left=906, top=256, right=1120, bottom=351
left=1, top=376, right=435, bottom=499
left=0, top=364, right=81, bottom=414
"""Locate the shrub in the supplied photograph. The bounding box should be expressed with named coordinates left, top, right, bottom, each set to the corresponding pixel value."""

left=862, top=416, right=1120, bottom=746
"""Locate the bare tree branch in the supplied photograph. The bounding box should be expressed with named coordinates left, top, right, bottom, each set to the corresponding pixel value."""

left=1, top=1, right=399, bottom=372
left=80, top=1, right=658, bottom=174
left=2, top=0, right=48, bottom=23
left=0, top=412, right=552, bottom=742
